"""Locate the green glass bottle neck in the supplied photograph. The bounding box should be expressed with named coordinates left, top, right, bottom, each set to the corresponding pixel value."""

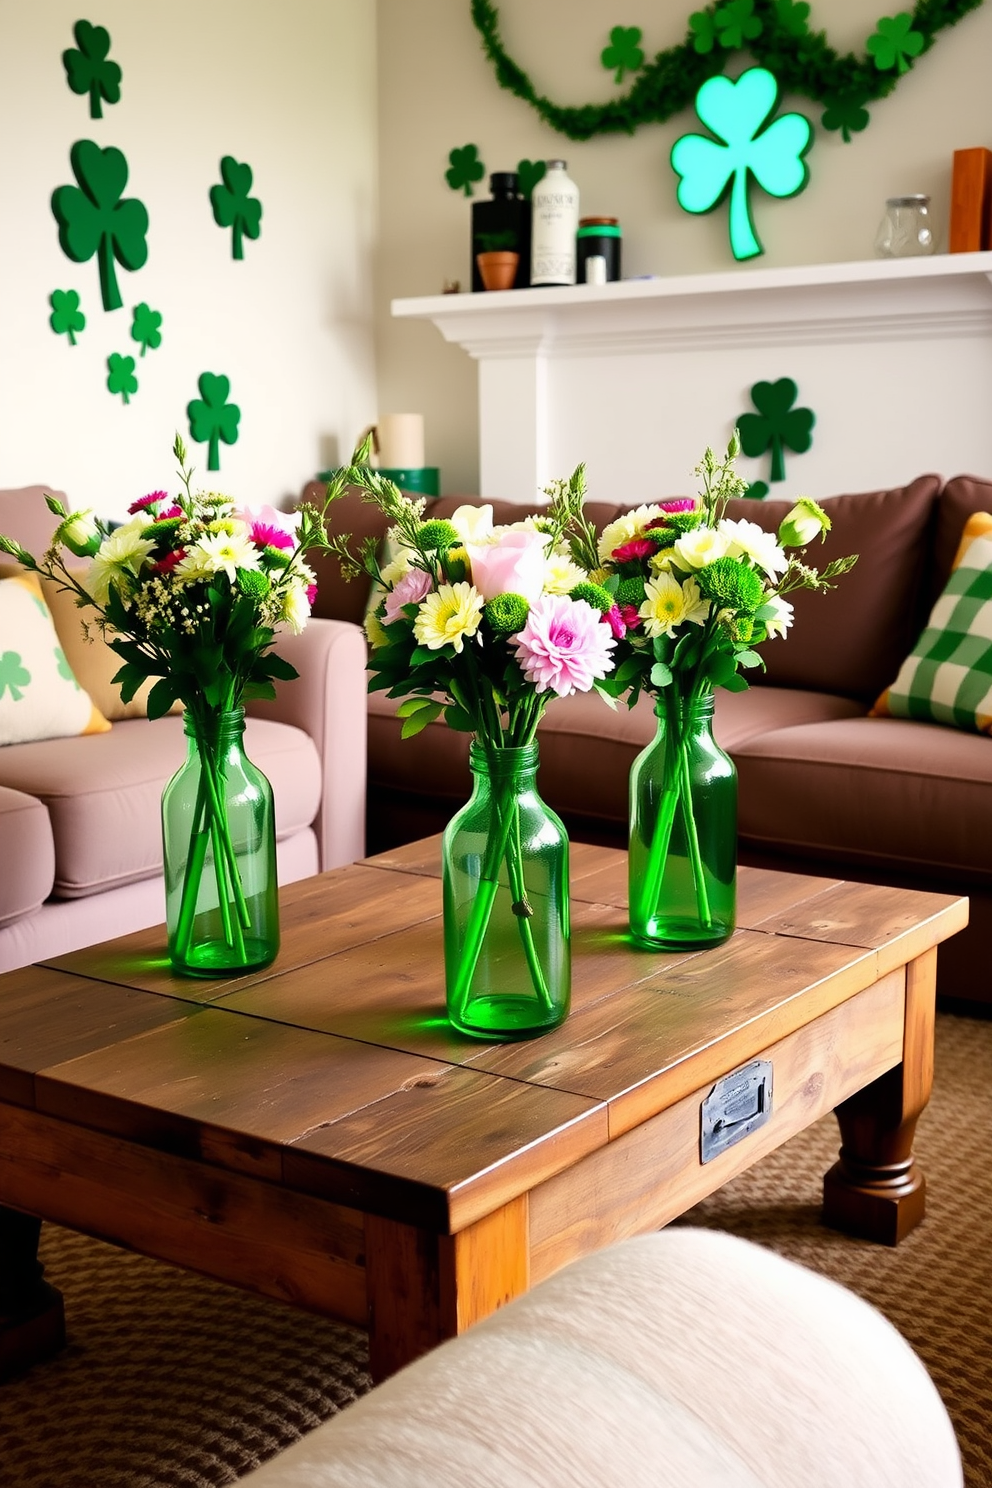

left=184, top=706, right=246, bottom=748
left=655, top=689, right=715, bottom=729
left=468, top=739, right=540, bottom=782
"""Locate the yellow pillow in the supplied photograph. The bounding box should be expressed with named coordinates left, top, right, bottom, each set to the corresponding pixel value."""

left=41, top=577, right=182, bottom=721
left=0, top=573, right=110, bottom=744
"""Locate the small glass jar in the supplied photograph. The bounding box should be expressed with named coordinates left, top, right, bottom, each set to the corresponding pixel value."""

left=874, top=195, right=936, bottom=258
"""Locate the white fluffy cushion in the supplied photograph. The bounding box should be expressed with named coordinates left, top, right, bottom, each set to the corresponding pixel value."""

left=240, top=1229, right=961, bottom=1488
left=0, top=574, right=109, bottom=745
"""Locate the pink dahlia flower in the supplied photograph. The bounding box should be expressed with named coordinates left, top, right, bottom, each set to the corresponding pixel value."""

left=384, top=566, right=433, bottom=623
left=465, top=528, right=548, bottom=604
left=237, top=504, right=299, bottom=551
left=611, top=537, right=658, bottom=563
left=129, top=490, right=168, bottom=514
left=651, top=498, right=698, bottom=518
left=512, top=595, right=616, bottom=697
left=619, top=603, right=642, bottom=632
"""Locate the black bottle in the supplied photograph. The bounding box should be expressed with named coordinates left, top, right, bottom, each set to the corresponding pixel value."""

left=471, top=172, right=531, bottom=291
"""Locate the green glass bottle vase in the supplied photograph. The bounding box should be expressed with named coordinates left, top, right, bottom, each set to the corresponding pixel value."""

left=628, top=687, right=736, bottom=950
left=162, top=707, right=280, bottom=976
left=442, top=740, right=570, bottom=1040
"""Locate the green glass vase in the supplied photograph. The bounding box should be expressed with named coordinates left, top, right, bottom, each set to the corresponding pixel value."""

left=442, top=740, right=570, bottom=1040
left=162, top=707, right=280, bottom=976
left=628, top=686, right=736, bottom=950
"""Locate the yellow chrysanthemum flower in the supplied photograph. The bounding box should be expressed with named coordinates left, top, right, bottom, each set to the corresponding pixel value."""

left=413, top=581, right=484, bottom=653
left=639, top=573, right=709, bottom=639
left=543, top=551, right=586, bottom=595
left=364, top=610, right=390, bottom=648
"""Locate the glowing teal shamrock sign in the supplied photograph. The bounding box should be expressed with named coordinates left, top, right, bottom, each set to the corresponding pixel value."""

left=670, top=67, right=812, bottom=261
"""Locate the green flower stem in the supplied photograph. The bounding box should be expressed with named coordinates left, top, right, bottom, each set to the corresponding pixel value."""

left=677, top=735, right=713, bottom=929
left=173, top=723, right=253, bottom=966
left=449, top=754, right=553, bottom=1015
left=634, top=685, right=713, bottom=933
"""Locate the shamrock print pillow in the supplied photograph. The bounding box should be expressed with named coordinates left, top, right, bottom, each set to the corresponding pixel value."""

left=0, top=573, right=110, bottom=744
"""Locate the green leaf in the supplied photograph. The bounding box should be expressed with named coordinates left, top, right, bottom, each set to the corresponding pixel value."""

left=720, top=672, right=750, bottom=692
left=146, top=677, right=180, bottom=719
left=261, top=652, right=299, bottom=682
left=400, top=700, right=443, bottom=738
left=110, top=661, right=147, bottom=703
left=735, top=648, right=763, bottom=668
left=650, top=661, right=673, bottom=688
left=444, top=705, right=476, bottom=732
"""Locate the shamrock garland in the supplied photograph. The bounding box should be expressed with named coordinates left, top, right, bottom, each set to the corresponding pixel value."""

left=470, top=0, right=984, bottom=143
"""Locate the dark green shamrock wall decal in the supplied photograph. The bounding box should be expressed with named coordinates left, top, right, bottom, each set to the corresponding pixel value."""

left=601, top=26, right=644, bottom=84
left=670, top=67, right=812, bottom=260
left=62, top=20, right=121, bottom=119
left=187, top=373, right=240, bottom=471
left=737, top=378, right=815, bottom=483
left=744, top=480, right=770, bottom=500
left=51, top=140, right=149, bottom=312
left=445, top=144, right=485, bottom=197
left=49, top=289, right=86, bottom=346
left=821, top=94, right=871, bottom=142
left=107, top=352, right=138, bottom=405
left=131, top=302, right=162, bottom=355
left=690, top=0, right=762, bottom=54
left=867, top=12, right=925, bottom=73
left=516, top=158, right=546, bottom=199
left=209, top=157, right=262, bottom=260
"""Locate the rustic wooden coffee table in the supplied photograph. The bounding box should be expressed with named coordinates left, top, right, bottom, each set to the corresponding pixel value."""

left=0, top=839, right=967, bottom=1383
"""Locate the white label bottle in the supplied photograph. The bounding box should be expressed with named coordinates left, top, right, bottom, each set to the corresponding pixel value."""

left=531, top=159, right=580, bottom=287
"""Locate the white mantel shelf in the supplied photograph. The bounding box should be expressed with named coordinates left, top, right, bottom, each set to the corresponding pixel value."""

left=393, top=253, right=992, bottom=501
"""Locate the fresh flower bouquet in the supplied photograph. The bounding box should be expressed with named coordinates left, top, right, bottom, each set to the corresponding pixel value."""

left=0, top=435, right=320, bottom=975
left=320, top=448, right=618, bottom=1038
left=560, top=435, right=857, bottom=948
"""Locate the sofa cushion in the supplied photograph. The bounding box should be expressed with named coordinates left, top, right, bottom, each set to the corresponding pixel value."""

left=723, top=477, right=940, bottom=703
left=0, top=785, right=55, bottom=926
left=873, top=512, right=992, bottom=734
left=0, top=572, right=110, bottom=744
left=0, top=716, right=321, bottom=898
left=369, top=686, right=865, bottom=836
left=734, top=714, right=992, bottom=882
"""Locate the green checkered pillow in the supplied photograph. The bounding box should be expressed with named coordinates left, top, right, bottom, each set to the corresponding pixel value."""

left=873, top=512, right=992, bottom=734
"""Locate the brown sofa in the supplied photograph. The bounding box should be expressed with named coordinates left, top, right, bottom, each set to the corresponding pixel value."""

left=0, top=486, right=368, bottom=973
left=300, top=470, right=992, bottom=1008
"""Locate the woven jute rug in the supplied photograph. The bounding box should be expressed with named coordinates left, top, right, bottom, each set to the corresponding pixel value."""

left=1, top=1008, right=989, bottom=1488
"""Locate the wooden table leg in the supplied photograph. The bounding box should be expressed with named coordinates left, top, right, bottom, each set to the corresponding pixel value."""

left=365, top=1196, right=529, bottom=1383
left=0, top=1206, right=66, bottom=1380
left=823, top=948, right=936, bottom=1246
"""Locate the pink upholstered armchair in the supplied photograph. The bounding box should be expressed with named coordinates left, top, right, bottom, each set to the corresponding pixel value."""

left=0, top=485, right=367, bottom=972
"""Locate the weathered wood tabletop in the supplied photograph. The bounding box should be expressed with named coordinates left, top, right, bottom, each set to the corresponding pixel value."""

left=0, top=839, right=968, bottom=1381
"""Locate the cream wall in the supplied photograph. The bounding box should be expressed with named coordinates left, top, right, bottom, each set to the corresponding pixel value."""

left=0, top=0, right=377, bottom=520
left=375, top=0, right=992, bottom=495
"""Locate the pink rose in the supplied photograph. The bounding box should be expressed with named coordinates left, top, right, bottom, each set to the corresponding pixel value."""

left=464, top=528, right=548, bottom=604
left=384, top=566, right=433, bottom=623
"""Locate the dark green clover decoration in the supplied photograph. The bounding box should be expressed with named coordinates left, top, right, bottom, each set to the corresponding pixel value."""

left=866, top=12, right=925, bottom=73
left=188, top=373, right=240, bottom=472
left=821, top=94, right=871, bottom=142
left=601, top=26, right=644, bottom=84
left=49, top=289, right=85, bottom=346
left=445, top=144, right=485, bottom=197
left=689, top=0, right=762, bottom=53
left=107, top=352, right=137, bottom=405
left=62, top=20, right=121, bottom=120
left=670, top=67, right=812, bottom=261
left=738, top=378, right=815, bottom=484
left=210, top=157, right=262, bottom=261
left=743, top=480, right=771, bottom=500
left=131, top=302, right=162, bottom=356
left=51, top=141, right=149, bottom=312
left=774, top=0, right=811, bottom=38
left=516, top=159, right=546, bottom=199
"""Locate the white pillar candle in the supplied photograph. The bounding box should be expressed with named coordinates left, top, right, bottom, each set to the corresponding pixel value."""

left=376, top=413, right=425, bottom=469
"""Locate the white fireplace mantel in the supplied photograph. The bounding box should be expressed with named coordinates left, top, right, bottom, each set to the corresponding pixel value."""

left=393, top=253, right=992, bottom=502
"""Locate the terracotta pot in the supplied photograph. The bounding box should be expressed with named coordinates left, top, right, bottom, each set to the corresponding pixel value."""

left=476, top=251, right=519, bottom=291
